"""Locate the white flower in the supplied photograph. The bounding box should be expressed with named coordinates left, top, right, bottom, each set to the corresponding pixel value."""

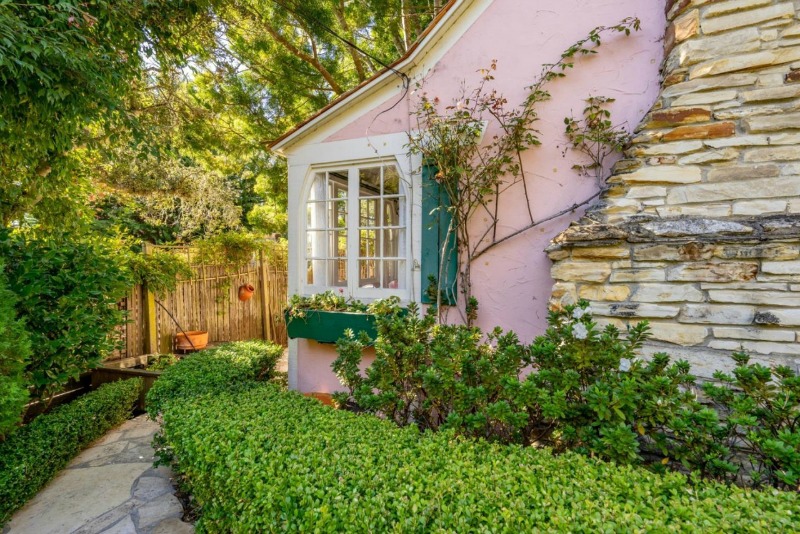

left=572, top=323, right=588, bottom=340
left=619, top=358, right=632, bottom=372
left=572, top=307, right=587, bottom=320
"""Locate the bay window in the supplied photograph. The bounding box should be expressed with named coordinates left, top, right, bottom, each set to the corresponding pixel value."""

left=304, top=162, right=408, bottom=298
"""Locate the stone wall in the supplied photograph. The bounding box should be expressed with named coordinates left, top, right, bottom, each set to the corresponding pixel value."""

left=547, top=0, right=800, bottom=377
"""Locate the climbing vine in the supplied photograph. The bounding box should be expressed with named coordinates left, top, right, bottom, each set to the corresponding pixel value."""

left=407, top=18, right=639, bottom=323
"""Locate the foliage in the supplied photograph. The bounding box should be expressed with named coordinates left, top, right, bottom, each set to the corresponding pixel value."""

left=0, top=263, right=30, bottom=440
left=0, top=378, right=141, bottom=526
left=210, top=0, right=440, bottom=133
left=285, top=290, right=368, bottom=319
left=333, top=300, right=800, bottom=489
left=0, top=0, right=445, bottom=236
left=92, top=152, right=245, bottom=242
left=525, top=301, right=697, bottom=464
left=407, top=19, right=639, bottom=322
left=0, top=0, right=212, bottom=226
left=145, top=341, right=283, bottom=417
left=702, top=353, right=800, bottom=490
left=0, top=230, right=132, bottom=400
left=261, top=238, right=288, bottom=271
left=194, top=231, right=270, bottom=268
left=128, top=250, right=193, bottom=299
left=247, top=197, right=288, bottom=236
left=334, top=299, right=530, bottom=442
left=90, top=195, right=182, bottom=245
left=563, top=96, right=631, bottom=179
left=147, top=354, right=180, bottom=371
left=156, top=383, right=800, bottom=532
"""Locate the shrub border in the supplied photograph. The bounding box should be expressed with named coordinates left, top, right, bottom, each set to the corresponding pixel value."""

left=0, top=378, right=142, bottom=525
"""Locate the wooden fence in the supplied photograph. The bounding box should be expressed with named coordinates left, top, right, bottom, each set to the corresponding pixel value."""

left=108, top=247, right=288, bottom=360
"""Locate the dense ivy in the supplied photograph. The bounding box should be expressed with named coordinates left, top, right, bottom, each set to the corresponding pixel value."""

left=0, top=379, right=142, bottom=525
left=157, top=383, right=800, bottom=532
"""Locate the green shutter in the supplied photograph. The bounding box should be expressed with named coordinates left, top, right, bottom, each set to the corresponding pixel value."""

left=421, top=164, right=457, bottom=305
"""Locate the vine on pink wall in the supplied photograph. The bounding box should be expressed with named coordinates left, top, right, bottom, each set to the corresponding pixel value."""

left=406, top=18, right=640, bottom=324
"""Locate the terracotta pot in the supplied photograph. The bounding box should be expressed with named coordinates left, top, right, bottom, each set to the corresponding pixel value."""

left=175, top=330, right=208, bottom=351
left=238, top=283, right=255, bottom=302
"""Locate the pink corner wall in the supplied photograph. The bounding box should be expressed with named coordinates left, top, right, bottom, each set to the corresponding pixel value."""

left=296, top=339, right=376, bottom=394
left=298, top=0, right=666, bottom=393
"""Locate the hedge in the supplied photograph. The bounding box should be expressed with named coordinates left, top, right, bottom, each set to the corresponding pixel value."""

left=159, top=384, right=800, bottom=533
left=145, top=340, right=283, bottom=417
left=0, top=378, right=142, bottom=525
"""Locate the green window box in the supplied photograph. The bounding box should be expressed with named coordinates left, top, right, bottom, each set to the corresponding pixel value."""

left=284, top=310, right=378, bottom=344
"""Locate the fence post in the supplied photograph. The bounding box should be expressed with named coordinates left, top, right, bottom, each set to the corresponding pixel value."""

left=142, top=243, right=158, bottom=354
left=258, top=250, right=271, bottom=341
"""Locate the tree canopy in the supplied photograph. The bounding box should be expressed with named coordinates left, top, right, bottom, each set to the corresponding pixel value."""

left=0, top=0, right=443, bottom=238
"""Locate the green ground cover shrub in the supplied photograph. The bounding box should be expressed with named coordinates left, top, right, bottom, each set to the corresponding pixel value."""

left=157, top=383, right=800, bottom=532
left=0, top=379, right=142, bottom=525
left=0, top=262, right=31, bottom=439
left=146, top=340, right=283, bottom=416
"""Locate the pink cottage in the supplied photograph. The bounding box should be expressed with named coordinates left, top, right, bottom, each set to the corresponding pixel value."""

left=271, top=0, right=666, bottom=395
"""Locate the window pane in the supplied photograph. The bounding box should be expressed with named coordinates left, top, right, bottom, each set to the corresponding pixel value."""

left=383, top=260, right=405, bottom=289
left=383, top=165, right=400, bottom=195
left=359, top=167, right=381, bottom=195
left=330, top=259, right=347, bottom=286
left=359, top=260, right=379, bottom=288
left=383, top=197, right=401, bottom=227
left=307, top=259, right=327, bottom=285
left=331, top=199, right=347, bottom=228
left=381, top=228, right=403, bottom=257
left=308, top=173, right=326, bottom=201
left=328, top=171, right=348, bottom=199
left=307, top=230, right=325, bottom=257
left=359, top=229, right=379, bottom=258
left=360, top=198, right=379, bottom=226
left=330, top=230, right=347, bottom=258
left=306, top=203, right=321, bottom=229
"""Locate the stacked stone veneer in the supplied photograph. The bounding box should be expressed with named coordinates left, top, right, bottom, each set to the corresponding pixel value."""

left=547, top=0, right=800, bottom=377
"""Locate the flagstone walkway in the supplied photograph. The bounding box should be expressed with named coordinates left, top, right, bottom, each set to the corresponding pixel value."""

left=4, top=415, right=192, bottom=534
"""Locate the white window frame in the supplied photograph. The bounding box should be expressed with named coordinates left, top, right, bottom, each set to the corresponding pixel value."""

left=285, top=132, right=423, bottom=306
left=301, top=161, right=411, bottom=300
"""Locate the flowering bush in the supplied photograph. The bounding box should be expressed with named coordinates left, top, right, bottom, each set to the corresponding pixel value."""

left=525, top=301, right=697, bottom=464
left=334, top=300, right=529, bottom=440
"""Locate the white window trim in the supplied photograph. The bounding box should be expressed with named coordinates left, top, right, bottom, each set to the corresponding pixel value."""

left=286, top=132, right=422, bottom=306
left=302, top=162, right=410, bottom=300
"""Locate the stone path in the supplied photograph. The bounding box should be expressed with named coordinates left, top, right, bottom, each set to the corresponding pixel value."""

left=4, top=415, right=192, bottom=534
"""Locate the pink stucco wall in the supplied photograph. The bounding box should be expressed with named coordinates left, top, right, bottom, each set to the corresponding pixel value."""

left=297, top=339, right=376, bottom=394
left=297, top=0, right=666, bottom=393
